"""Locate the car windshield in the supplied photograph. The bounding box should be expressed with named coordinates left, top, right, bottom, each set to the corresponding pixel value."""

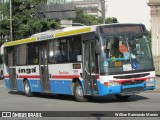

left=99, top=34, right=154, bottom=75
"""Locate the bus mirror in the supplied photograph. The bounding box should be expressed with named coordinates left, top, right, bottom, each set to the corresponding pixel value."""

left=96, top=43, right=101, bottom=54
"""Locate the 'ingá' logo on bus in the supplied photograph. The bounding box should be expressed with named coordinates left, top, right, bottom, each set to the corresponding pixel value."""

left=18, top=67, right=36, bottom=74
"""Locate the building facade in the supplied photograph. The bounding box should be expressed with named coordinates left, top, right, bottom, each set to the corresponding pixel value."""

left=47, top=0, right=103, bottom=17
left=148, top=0, right=160, bottom=71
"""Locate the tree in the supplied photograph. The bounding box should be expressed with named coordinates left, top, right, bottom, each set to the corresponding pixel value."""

left=0, top=0, right=59, bottom=41
left=105, top=17, right=118, bottom=24
left=0, top=2, right=118, bottom=42
left=12, top=0, right=56, bottom=40
left=73, top=8, right=103, bottom=25
left=73, top=8, right=118, bottom=26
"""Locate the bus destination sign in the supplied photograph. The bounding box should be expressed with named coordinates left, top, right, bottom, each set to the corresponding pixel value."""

left=100, top=25, right=144, bottom=34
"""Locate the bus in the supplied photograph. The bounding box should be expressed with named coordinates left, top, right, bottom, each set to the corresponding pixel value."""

left=0, top=44, right=4, bottom=79
left=3, top=23, right=155, bottom=102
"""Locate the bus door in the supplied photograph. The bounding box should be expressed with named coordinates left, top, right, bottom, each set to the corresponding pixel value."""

left=39, top=45, right=50, bottom=92
left=83, top=40, right=98, bottom=95
left=8, top=51, right=17, bottom=90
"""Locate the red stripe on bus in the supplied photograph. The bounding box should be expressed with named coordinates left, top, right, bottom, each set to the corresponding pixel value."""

left=18, top=75, right=40, bottom=78
left=52, top=75, right=80, bottom=79
left=96, top=75, right=100, bottom=79
left=4, top=76, right=9, bottom=78
left=115, top=77, right=149, bottom=84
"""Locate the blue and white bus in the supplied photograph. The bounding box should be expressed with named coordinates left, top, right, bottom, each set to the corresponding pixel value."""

left=3, top=23, right=155, bottom=102
left=0, top=44, right=4, bottom=79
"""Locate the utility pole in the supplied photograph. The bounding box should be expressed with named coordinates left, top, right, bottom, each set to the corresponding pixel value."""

left=101, top=0, right=106, bottom=24
left=10, top=0, right=13, bottom=41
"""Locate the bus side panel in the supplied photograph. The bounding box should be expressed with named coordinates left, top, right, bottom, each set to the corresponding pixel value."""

left=48, top=64, right=83, bottom=95
left=80, top=80, right=85, bottom=95
left=16, top=79, right=42, bottom=93
left=50, top=80, right=72, bottom=95
left=3, top=65, right=11, bottom=90
left=4, top=79, right=11, bottom=90
left=16, top=65, right=42, bottom=93
left=16, top=79, right=24, bottom=91
left=29, top=79, right=42, bottom=92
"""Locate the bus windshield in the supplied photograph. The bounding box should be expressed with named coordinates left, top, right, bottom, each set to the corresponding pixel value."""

left=99, top=33, right=154, bottom=75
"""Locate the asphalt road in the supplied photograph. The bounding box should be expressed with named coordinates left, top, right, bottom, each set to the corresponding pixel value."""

left=0, top=78, right=160, bottom=120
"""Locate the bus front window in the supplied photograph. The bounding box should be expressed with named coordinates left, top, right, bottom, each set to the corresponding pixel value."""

left=100, top=34, right=154, bottom=75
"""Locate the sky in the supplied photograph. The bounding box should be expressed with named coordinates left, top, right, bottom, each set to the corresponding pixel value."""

left=107, top=0, right=151, bottom=30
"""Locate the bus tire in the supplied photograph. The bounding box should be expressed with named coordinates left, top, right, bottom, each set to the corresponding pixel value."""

left=73, top=81, right=87, bottom=102
left=0, top=71, right=4, bottom=79
left=115, top=94, right=131, bottom=100
left=24, top=80, right=33, bottom=97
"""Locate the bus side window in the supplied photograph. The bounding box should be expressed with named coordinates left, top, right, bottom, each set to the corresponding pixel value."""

left=27, top=44, right=39, bottom=65
left=68, top=36, right=82, bottom=62
left=17, top=44, right=27, bottom=65
left=54, top=40, right=61, bottom=63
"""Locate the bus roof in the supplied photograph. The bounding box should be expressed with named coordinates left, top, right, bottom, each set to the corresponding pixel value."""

left=3, top=23, right=145, bottom=47
left=4, top=26, right=94, bottom=47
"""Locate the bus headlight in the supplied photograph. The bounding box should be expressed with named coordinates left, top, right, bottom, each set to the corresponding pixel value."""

left=108, top=81, right=119, bottom=87
left=146, top=78, right=155, bottom=82
left=146, top=78, right=155, bottom=87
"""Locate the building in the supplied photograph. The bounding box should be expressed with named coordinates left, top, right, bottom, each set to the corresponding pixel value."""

left=148, top=0, right=160, bottom=71
left=47, top=0, right=105, bottom=17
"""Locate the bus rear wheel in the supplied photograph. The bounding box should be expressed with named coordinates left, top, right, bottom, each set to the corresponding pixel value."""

left=24, top=80, right=33, bottom=97
left=0, top=71, right=4, bottom=79
left=73, top=81, right=87, bottom=102
left=115, top=94, right=131, bottom=100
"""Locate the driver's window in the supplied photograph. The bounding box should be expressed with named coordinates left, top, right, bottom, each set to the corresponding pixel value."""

left=109, top=38, right=126, bottom=58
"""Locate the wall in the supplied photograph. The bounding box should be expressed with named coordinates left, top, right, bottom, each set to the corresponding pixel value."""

left=148, top=0, right=160, bottom=71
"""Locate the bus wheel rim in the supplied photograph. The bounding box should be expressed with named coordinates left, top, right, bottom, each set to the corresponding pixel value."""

left=25, top=83, right=29, bottom=94
left=76, top=86, right=83, bottom=97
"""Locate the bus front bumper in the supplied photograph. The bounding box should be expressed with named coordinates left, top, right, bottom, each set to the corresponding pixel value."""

left=97, top=80, right=155, bottom=96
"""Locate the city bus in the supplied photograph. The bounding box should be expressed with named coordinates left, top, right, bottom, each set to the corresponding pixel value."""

left=3, top=23, right=155, bottom=102
left=0, top=44, right=4, bottom=79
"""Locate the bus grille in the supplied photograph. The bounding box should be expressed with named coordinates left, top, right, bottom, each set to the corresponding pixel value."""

left=121, top=87, right=144, bottom=93
left=122, top=80, right=144, bottom=86
left=113, top=73, right=149, bottom=79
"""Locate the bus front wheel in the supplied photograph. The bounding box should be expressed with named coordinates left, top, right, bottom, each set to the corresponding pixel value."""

left=0, top=71, right=4, bottom=79
left=73, top=81, right=87, bottom=102
left=24, top=80, right=33, bottom=97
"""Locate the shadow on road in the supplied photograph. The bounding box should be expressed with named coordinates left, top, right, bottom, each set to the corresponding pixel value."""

left=88, top=94, right=148, bottom=103
left=8, top=91, right=148, bottom=103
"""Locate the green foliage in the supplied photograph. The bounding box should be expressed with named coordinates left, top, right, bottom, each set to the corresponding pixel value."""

left=49, top=20, right=60, bottom=29
left=73, top=8, right=103, bottom=25
left=0, top=0, right=58, bottom=41
left=147, top=30, right=151, bottom=40
left=105, top=17, right=118, bottom=24
left=73, top=8, right=118, bottom=26
left=0, top=20, right=10, bottom=36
